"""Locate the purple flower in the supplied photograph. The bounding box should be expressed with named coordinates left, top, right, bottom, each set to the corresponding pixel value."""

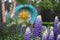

left=53, top=16, right=59, bottom=40
left=56, top=34, right=60, bottom=40
left=24, top=27, right=31, bottom=40
left=33, top=15, right=42, bottom=39
left=48, top=30, right=54, bottom=40
left=54, top=16, right=59, bottom=29
left=42, top=29, right=49, bottom=40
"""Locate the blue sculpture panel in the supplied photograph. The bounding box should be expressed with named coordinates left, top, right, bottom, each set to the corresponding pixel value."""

left=6, top=4, right=38, bottom=24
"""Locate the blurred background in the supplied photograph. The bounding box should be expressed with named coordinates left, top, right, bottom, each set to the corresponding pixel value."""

left=0, top=0, right=60, bottom=23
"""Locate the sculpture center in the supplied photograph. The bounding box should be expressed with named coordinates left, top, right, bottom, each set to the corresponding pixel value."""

left=18, top=9, right=31, bottom=21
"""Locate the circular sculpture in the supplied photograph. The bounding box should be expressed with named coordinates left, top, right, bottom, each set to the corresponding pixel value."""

left=6, top=4, right=38, bottom=24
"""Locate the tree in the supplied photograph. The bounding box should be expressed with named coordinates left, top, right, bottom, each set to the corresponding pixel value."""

left=1, top=0, right=7, bottom=23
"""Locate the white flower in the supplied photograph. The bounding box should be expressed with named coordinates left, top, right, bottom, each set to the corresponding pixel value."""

left=50, top=31, right=54, bottom=36
left=43, top=29, right=48, bottom=37
left=25, top=27, right=31, bottom=33
left=55, top=16, right=58, bottom=20
left=4, top=0, right=7, bottom=2
left=57, top=34, right=60, bottom=39
left=9, top=0, right=12, bottom=3
left=37, top=15, right=42, bottom=21
left=50, top=27, right=53, bottom=31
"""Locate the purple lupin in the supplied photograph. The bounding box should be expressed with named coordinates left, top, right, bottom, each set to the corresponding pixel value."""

left=48, top=28, right=54, bottom=40
left=24, top=27, right=31, bottom=40
left=56, top=34, right=60, bottom=40
left=53, top=16, right=59, bottom=40
left=42, top=29, right=49, bottom=40
left=33, top=15, right=42, bottom=40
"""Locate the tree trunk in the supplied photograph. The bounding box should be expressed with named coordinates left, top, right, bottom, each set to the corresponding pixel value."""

left=1, top=0, right=6, bottom=23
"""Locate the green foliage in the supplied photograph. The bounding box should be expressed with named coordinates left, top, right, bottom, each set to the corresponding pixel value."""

left=16, top=0, right=60, bottom=12
left=40, top=0, right=58, bottom=10
left=16, top=0, right=27, bottom=4
left=0, top=19, right=24, bottom=40
left=0, top=18, right=32, bottom=40
left=0, top=24, right=24, bottom=40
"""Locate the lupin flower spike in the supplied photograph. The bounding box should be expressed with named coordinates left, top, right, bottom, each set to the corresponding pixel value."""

left=54, top=16, right=59, bottom=40
left=33, top=15, right=42, bottom=40
left=24, top=27, right=31, bottom=40
left=48, top=30, right=54, bottom=40
left=54, top=16, right=59, bottom=23
left=42, top=29, right=49, bottom=40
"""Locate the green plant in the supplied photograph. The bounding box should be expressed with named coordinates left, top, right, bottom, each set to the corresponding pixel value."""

left=16, top=0, right=27, bottom=4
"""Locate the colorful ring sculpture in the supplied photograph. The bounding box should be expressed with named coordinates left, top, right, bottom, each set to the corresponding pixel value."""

left=6, top=4, right=38, bottom=24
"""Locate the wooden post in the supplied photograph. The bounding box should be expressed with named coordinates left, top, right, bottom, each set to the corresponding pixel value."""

left=1, top=0, right=6, bottom=23
left=10, top=0, right=16, bottom=19
left=10, top=0, right=13, bottom=19
left=12, top=0, right=16, bottom=18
